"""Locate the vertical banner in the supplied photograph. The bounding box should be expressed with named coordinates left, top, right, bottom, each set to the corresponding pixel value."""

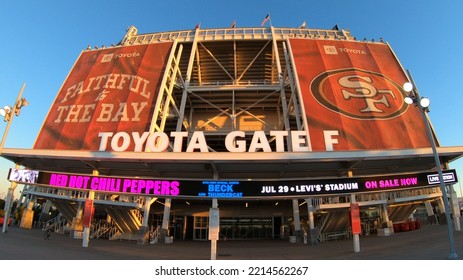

left=290, top=39, right=431, bottom=151
left=34, top=42, right=173, bottom=151
left=82, top=199, right=94, bottom=227
left=350, top=202, right=362, bottom=235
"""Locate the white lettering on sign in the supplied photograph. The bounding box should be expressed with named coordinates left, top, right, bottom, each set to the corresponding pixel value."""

left=427, top=173, right=456, bottom=184
left=98, top=131, right=208, bottom=152
left=338, top=48, right=367, bottom=55
left=98, top=130, right=314, bottom=153
left=61, top=73, right=151, bottom=103
left=55, top=102, right=147, bottom=123
left=52, top=72, right=153, bottom=125
left=324, top=130, right=339, bottom=151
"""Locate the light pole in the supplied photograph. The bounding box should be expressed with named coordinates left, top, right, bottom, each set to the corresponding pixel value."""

left=1, top=83, right=28, bottom=233
left=0, top=83, right=28, bottom=153
left=403, top=74, right=458, bottom=259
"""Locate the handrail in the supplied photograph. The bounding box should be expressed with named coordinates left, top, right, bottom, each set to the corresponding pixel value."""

left=44, top=214, right=69, bottom=233
left=149, top=225, right=161, bottom=244
left=90, top=219, right=121, bottom=239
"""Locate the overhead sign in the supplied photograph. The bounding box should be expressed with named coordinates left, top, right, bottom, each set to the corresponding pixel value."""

left=96, top=130, right=311, bottom=152
left=8, top=168, right=458, bottom=199
left=427, top=172, right=456, bottom=185
left=7, top=169, right=39, bottom=183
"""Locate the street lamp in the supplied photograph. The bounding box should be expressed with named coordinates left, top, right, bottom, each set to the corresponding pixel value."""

left=1, top=83, right=28, bottom=233
left=403, top=75, right=458, bottom=259
left=0, top=84, right=28, bottom=153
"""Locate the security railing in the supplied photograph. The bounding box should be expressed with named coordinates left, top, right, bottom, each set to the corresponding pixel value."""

left=90, top=219, right=121, bottom=239
left=43, top=214, right=69, bottom=234
left=120, top=26, right=354, bottom=46
left=312, top=186, right=442, bottom=209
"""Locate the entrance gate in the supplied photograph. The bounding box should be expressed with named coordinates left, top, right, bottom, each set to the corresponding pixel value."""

left=193, top=216, right=274, bottom=240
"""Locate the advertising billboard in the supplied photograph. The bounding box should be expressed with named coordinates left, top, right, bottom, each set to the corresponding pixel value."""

left=290, top=39, right=431, bottom=151
left=8, top=168, right=458, bottom=199
left=34, top=42, right=173, bottom=150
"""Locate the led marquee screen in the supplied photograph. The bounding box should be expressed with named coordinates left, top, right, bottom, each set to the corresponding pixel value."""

left=8, top=168, right=457, bottom=199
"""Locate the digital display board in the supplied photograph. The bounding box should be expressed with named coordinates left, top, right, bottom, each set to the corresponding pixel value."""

left=8, top=168, right=458, bottom=199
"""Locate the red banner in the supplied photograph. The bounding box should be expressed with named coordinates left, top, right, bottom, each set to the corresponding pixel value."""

left=34, top=42, right=173, bottom=150
left=350, top=203, right=362, bottom=235
left=290, top=39, right=430, bottom=151
left=82, top=199, right=94, bottom=227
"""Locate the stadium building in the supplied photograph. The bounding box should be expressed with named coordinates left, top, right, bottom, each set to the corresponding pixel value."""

left=2, top=25, right=463, bottom=246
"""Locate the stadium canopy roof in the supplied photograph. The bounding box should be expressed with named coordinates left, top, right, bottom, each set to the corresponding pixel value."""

left=2, top=146, right=463, bottom=180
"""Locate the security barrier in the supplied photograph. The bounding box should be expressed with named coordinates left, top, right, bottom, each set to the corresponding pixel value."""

left=393, top=220, right=421, bottom=233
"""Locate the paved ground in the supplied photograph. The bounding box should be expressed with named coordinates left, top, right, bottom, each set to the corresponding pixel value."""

left=1, top=221, right=463, bottom=260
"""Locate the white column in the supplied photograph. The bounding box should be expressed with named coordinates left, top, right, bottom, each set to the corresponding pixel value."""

left=437, top=197, right=445, bottom=223
left=211, top=198, right=218, bottom=260
left=424, top=201, right=437, bottom=224
left=82, top=170, right=98, bottom=247
left=70, top=201, right=83, bottom=238
left=137, top=197, right=155, bottom=245
left=82, top=191, right=94, bottom=247
left=381, top=204, right=391, bottom=230
left=306, top=198, right=315, bottom=230
left=450, top=187, right=461, bottom=231
left=305, top=198, right=317, bottom=245
left=161, top=198, right=172, bottom=243
left=292, top=199, right=301, bottom=242
left=142, top=197, right=151, bottom=227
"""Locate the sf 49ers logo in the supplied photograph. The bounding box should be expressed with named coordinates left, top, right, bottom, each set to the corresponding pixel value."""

left=310, top=68, right=408, bottom=120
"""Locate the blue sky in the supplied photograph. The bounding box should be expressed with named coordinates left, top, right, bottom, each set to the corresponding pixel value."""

left=1, top=0, right=463, bottom=198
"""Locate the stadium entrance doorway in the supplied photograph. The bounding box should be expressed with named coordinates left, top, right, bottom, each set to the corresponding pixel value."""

left=150, top=199, right=296, bottom=241
left=152, top=214, right=292, bottom=241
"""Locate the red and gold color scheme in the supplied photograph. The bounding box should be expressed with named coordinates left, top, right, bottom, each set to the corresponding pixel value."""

left=34, top=42, right=173, bottom=150
left=290, top=39, right=431, bottom=151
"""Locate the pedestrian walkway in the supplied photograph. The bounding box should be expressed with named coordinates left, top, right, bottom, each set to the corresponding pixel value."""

left=1, top=223, right=462, bottom=260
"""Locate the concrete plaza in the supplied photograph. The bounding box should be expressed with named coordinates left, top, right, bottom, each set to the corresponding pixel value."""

left=1, top=221, right=463, bottom=260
